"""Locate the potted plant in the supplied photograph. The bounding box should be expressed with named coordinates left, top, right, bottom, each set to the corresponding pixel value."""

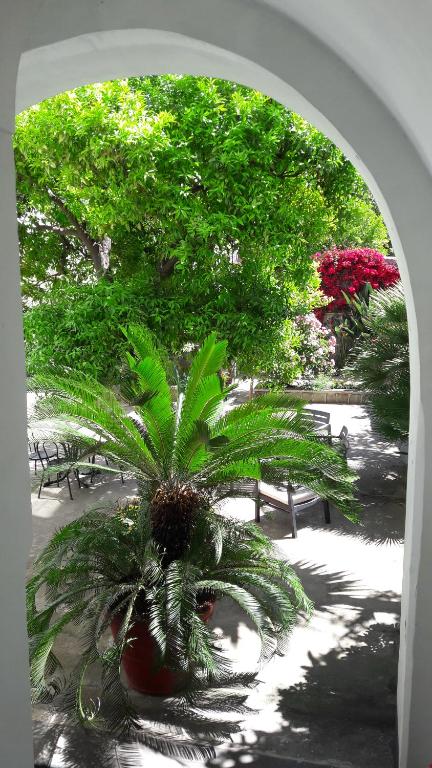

left=28, top=328, right=360, bottom=731
left=28, top=498, right=312, bottom=707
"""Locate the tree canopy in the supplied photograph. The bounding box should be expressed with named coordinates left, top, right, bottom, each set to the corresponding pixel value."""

left=15, top=75, right=389, bottom=381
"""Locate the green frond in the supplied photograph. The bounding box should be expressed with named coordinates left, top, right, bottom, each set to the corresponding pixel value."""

left=347, top=282, right=409, bottom=441
left=175, top=373, right=228, bottom=471
left=212, top=391, right=305, bottom=434
left=123, top=325, right=175, bottom=459
left=196, top=578, right=275, bottom=662
left=181, top=334, right=227, bottom=416
left=121, top=324, right=160, bottom=366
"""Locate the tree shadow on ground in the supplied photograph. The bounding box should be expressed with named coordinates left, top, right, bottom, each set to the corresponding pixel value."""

left=33, top=563, right=399, bottom=768
left=209, top=560, right=399, bottom=767
left=207, top=621, right=399, bottom=768
left=278, top=622, right=398, bottom=726
left=213, top=559, right=399, bottom=647
left=33, top=676, right=255, bottom=768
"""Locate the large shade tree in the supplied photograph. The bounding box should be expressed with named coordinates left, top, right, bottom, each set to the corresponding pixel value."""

left=15, top=76, right=388, bottom=381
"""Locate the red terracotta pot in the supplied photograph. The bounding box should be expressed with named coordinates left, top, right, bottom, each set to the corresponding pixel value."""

left=196, top=599, right=216, bottom=623
left=110, top=598, right=216, bottom=696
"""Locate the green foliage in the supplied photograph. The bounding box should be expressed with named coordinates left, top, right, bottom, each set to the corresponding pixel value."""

left=23, top=273, right=155, bottom=381
left=28, top=330, right=360, bottom=740
left=23, top=261, right=323, bottom=383
left=333, top=286, right=372, bottom=369
left=30, top=329, right=360, bottom=521
left=27, top=501, right=308, bottom=747
left=331, top=198, right=388, bottom=251
left=259, top=314, right=336, bottom=388
left=16, top=75, right=388, bottom=381
left=347, top=282, right=409, bottom=441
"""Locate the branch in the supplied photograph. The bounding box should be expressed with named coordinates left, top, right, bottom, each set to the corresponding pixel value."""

left=47, top=190, right=105, bottom=274
left=16, top=157, right=110, bottom=277
left=98, top=235, right=112, bottom=272
left=157, top=256, right=179, bottom=279
left=24, top=221, right=78, bottom=238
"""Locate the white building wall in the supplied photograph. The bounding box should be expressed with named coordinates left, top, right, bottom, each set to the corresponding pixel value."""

left=0, top=51, right=34, bottom=768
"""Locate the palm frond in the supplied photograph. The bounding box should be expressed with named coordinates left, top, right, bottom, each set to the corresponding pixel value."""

left=347, top=282, right=409, bottom=440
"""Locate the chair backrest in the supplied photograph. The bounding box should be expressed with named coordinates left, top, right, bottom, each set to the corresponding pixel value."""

left=228, top=479, right=258, bottom=496
left=28, top=430, right=38, bottom=453
left=59, top=441, right=80, bottom=461
left=304, top=408, right=331, bottom=435
left=43, top=441, right=60, bottom=459
left=35, top=442, right=48, bottom=461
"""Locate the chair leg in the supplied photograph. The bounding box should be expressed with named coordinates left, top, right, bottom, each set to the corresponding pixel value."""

left=289, top=507, right=298, bottom=538
left=75, top=469, right=82, bottom=489
left=120, top=473, right=125, bottom=485
left=66, top=473, right=73, bottom=501
left=323, top=499, right=331, bottom=525
left=286, top=488, right=298, bottom=538
left=37, top=476, right=43, bottom=499
left=254, top=497, right=261, bottom=523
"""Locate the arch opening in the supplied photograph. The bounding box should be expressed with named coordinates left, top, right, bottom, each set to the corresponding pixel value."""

left=9, top=19, right=432, bottom=768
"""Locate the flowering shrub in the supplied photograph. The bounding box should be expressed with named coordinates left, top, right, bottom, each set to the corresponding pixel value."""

left=293, top=313, right=336, bottom=384
left=260, top=314, right=336, bottom=387
left=314, top=248, right=399, bottom=320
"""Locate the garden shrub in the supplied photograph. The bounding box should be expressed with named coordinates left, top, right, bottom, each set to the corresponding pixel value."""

left=347, top=281, right=409, bottom=441
left=24, top=274, right=156, bottom=383
left=24, top=266, right=324, bottom=384
left=259, top=314, right=336, bottom=388
left=314, top=248, right=399, bottom=320
left=293, top=314, right=337, bottom=385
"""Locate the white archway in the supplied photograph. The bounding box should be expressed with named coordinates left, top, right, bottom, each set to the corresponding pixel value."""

left=2, top=5, right=432, bottom=766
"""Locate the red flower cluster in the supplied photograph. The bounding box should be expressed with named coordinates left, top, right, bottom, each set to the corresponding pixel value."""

left=314, top=248, right=399, bottom=319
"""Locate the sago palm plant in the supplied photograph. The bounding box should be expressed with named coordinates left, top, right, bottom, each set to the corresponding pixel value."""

left=28, top=328, right=360, bottom=750
left=28, top=500, right=309, bottom=737
left=30, top=326, right=359, bottom=559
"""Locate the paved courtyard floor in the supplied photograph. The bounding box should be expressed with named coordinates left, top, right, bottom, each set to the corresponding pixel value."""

left=30, top=402, right=405, bottom=768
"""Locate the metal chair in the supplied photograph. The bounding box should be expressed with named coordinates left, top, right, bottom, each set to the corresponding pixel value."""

left=224, top=477, right=330, bottom=539
left=303, top=408, right=331, bottom=438
left=37, top=442, right=77, bottom=500
left=85, top=453, right=125, bottom=486
left=28, top=440, right=45, bottom=475
left=334, top=425, right=350, bottom=457
left=28, top=438, right=58, bottom=474
left=304, top=409, right=350, bottom=456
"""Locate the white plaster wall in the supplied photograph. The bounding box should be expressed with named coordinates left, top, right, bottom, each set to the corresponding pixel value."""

left=0, top=31, right=34, bottom=767
left=261, top=0, right=432, bottom=176
left=1, top=1, right=432, bottom=766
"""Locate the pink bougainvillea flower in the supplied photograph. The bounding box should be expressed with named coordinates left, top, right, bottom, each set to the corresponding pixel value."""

left=314, top=247, right=399, bottom=316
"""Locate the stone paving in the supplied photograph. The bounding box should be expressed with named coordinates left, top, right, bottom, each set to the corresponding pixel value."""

left=30, top=402, right=405, bottom=768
